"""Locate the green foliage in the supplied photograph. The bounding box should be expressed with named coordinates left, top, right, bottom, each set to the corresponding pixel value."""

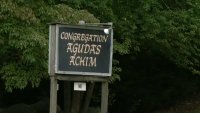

left=111, top=0, right=200, bottom=75
left=62, top=0, right=200, bottom=80
left=1, top=0, right=200, bottom=112
left=110, top=59, right=121, bottom=82
left=111, top=1, right=200, bottom=112
left=0, top=0, right=99, bottom=92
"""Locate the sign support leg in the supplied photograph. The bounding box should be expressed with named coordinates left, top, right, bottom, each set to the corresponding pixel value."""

left=50, top=76, right=57, bottom=113
left=81, top=82, right=95, bottom=113
left=71, top=91, right=82, bottom=113
left=64, top=81, right=71, bottom=113
left=101, top=82, right=109, bottom=113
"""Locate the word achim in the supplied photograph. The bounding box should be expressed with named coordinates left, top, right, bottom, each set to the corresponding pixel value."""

left=67, top=43, right=101, bottom=56
left=60, top=32, right=108, bottom=43
left=69, top=56, right=96, bottom=67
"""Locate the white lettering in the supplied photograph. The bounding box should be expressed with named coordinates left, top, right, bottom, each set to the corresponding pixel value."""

left=69, top=56, right=97, bottom=67
left=67, top=43, right=73, bottom=53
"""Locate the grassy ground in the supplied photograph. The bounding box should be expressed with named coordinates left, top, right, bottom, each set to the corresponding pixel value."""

left=154, top=93, right=200, bottom=113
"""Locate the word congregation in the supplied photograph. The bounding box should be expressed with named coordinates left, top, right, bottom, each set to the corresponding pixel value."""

left=60, top=32, right=109, bottom=67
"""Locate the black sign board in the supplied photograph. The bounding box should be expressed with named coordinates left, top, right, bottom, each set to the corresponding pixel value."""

left=52, top=24, right=113, bottom=76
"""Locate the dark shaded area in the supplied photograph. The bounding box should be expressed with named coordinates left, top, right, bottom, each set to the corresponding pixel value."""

left=109, top=53, right=200, bottom=113
left=0, top=79, right=50, bottom=108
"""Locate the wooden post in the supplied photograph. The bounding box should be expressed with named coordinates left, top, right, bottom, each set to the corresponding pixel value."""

left=101, top=82, right=109, bottom=113
left=81, top=82, right=95, bottom=113
left=50, top=76, right=57, bottom=113
left=71, top=91, right=82, bottom=113
left=64, top=82, right=71, bottom=113
left=49, top=24, right=57, bottom=113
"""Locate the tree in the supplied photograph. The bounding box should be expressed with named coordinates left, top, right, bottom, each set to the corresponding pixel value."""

left=61, top=0, right=200, bottom=112
left=0, top=0, right=99, bottom=91
left=63, top=0, right=200, bottom=75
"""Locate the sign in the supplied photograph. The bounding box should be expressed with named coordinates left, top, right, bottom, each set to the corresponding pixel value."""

left=51, top=24, right=113, bottom=76
left=74, top=82, right=86, bottom=91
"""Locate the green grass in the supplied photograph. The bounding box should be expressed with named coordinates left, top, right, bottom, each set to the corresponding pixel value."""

left=154, top=94, right=200, bottom=113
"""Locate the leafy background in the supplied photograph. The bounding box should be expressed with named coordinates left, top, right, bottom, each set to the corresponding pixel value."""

left=0, top=0, right=200, bottom=113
